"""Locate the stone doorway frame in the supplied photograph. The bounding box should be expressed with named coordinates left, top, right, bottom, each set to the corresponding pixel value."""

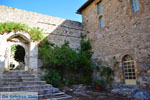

left=120, top=54, right=138, bottom=85
left=0, top=31, right=38, bottom=75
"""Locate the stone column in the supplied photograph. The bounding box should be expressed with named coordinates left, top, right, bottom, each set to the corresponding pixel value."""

left=24, top=55, right=28, bottom=71
left=0, top=35, right=7, bottom=77
left=24, top=45, right=29, bottom=71
left=4, top=47, right=9, bottom=70
left=29, top=42, right=38, bottom=76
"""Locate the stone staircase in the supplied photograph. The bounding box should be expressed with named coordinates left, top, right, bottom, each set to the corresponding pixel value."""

left=0, top=71, right=72, bottom=100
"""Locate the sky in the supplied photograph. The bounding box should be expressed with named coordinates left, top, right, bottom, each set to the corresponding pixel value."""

left=0, top=0, right=87, bottom=22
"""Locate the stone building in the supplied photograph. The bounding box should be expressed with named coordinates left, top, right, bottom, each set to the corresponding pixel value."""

left=0, top=5, right=83, bottom=76
left=0, top=0, right=150, bottom=92
left=77, top=0, right=150, bottom=90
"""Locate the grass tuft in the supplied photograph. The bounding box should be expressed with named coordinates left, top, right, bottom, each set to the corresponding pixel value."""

left=0, top=22, right=43, bottom=41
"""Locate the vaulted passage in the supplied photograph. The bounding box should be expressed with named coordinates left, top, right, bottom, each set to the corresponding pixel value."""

left=14, top=45, right=25, bottom=63
left=10, top=45, right=26, bottom=70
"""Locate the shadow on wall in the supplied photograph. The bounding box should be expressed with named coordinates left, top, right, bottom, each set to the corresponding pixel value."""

left=37, top=19, right=83, bottom=75
left=43, top=20, right=83, bottom=49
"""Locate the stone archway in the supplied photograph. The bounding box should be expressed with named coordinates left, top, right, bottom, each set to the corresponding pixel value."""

left=6, top=33, right=30, bottom=71
left=0, top=31, right=39, bottom=75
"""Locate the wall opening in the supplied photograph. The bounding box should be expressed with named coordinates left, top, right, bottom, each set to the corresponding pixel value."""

left=122, top=55, right=136, bottom=84
left=10, top=45, right=25, bottom=70
left=14, top=45, right=25, bottom=63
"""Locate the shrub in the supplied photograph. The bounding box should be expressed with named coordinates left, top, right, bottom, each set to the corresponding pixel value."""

left=39, top=34, right=94, bottom=86
left=99, top=66, right=114, bottom=83
left=42, top=69, right=63, bottom=87
left=95, top=65, right=114, bottom=89
left=96, top=80, right=104, bottom=86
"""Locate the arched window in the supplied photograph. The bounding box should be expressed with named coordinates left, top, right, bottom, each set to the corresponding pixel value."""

left=98, top=2, right=102, bottom=14
left=99, top=16, right=104, bottom=28
left=130, top=0, right=140, bottom=14
left=122, top=55, right=136, bottom=84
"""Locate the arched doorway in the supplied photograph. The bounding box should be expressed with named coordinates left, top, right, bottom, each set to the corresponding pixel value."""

left=6, top=33, right=30, bottom=71
left=10, top=45, right=26, bottom=70
left=1, top=32, right=39, bottom=75
left=122, top=55, right=136, bottom=84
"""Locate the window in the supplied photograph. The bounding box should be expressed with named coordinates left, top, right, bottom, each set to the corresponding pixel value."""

left=99, top=16, right=104, bottom=28
left=97, top=1, right=104, bottom=28
left=98, top=2, right=102, bottom=14
left=130, top=0, right=140, bottom=13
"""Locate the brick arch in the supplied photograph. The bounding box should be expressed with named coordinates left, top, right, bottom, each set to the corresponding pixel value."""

left=120, top=54, right=135, bottom=63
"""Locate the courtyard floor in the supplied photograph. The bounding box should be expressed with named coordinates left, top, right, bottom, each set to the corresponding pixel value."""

left=60, top=84, right=139, bottom=100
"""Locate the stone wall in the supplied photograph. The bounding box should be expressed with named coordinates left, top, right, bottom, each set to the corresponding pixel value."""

left=0, top=5, right=83, bottom=49
left=81, top=0, right=150, bottom=89
left=0, top=5, right=83, bottom=76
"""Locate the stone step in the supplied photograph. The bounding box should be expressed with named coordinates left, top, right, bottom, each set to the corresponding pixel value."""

left=26, top=87, right=59, bottom=95
left=0, top=81, right=47, bottom=87
left=38, top=92, right=72, bottom=100
left=3, top=71, right=33, bottom=74
left=0, top=77, right=38, bottom=79
left=3, top=72, right=33, bottom=76
left=52, top=92, right=66, bottom=96
left=0, top=85, right=52, bottom=92
left=56, top=95, right=72, bottom=100
left=0, top=77, right=40, bottom=82
left=0, top=71, right=72, bottom=100
left=39, top=95, right=72, bottom=100
left=2, top=75, right=35, bottom=78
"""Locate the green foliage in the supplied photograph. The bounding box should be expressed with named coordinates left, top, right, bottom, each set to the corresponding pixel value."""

left=11, top=45, right=16, bottom=53
left=99, top=66, right=114, bottom=83
left=96, top=65, right=114, bottom=88
left=80, top=34, right=93, bottom=59
left=112, top=56, right=119, bottom=68
left=96, top=80, right=104, bottom=86
left=30, top=27, right=43, bottom=41
left=0, top=22, right=43, bottom=41
left=64, top=77, right=76, bottom=86
left=39, top=40, right=79, bottom=73
left=39, top=34, right=94, bottom=87
left=42, top=69, right=63, bottom=87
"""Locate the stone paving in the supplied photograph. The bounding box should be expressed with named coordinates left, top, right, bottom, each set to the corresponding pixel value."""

left=112, top=88, right=150, bottom=100
left=60, top=84, right=139, bottom=100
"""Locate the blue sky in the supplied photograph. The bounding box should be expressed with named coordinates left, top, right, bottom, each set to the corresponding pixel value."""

left=0, top=0, right=87, bottom=22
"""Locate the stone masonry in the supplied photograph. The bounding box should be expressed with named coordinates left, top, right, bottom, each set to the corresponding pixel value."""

left=0, top=5, right=83, bottom=76
left=78, top=0, right=150, bottom=90
left=0, top=5, right=83, bottom=49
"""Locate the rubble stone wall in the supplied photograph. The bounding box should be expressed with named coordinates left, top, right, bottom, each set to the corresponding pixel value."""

left=81, top=0, right=150, bottom=89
